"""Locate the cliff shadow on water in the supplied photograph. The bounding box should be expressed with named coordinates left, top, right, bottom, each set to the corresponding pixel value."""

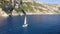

left=4, top=15, right=13, bottom=34
left=4, top=15, right=26, bottom=34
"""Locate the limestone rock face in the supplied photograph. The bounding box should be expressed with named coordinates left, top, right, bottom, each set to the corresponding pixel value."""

left=0, top=8, right=8, bottom=17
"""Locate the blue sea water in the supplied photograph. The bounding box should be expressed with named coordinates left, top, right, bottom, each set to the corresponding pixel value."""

left=0, top=14, right=60, bottom=34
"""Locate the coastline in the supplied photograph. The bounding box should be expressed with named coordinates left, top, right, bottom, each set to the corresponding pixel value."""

left=0, top=8, right=60, bottom=17
left=1, top=13, right=60, bottom=17
left=26, top=13, right=60, bottom=15
left=12, top=12, right=60, bottom=16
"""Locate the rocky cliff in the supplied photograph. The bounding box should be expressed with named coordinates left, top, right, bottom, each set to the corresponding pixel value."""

left=0, top=0, right=60, bottom=17
left=0, top=8, right=8, bottom=17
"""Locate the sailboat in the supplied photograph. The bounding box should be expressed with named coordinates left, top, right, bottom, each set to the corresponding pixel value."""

left=22, top=16, right=28, bottom=27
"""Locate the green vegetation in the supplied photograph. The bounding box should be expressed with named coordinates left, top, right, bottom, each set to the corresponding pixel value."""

left=0, top=0, right=12, bottom=14
left=0, top=0, right=9, bottom=8
left=15, top=2, right=34, bottom=13
left=22, top=2, right=34, bottom=12
left=58, top=7, right=60, bottom=10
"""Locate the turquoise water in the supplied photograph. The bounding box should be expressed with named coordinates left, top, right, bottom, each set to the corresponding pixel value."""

left=0, top=14, right=60, bottom=34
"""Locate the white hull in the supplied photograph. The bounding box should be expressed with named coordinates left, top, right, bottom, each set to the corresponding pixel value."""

left=22, top=24, right=28, bottom=27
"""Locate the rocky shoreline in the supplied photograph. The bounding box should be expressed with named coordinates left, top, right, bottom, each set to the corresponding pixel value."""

left=0, top=12, right=60, bottom=17
left=0, top=8, right=60, bottom=17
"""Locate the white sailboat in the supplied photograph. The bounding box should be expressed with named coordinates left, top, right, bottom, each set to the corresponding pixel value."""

left=22, top=16, right=28, bottom=27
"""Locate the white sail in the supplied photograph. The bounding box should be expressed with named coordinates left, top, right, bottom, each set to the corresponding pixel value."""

left=24, top=16, right=27, bottom=24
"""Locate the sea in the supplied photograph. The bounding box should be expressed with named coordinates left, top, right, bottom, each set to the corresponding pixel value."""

left=0, top=14, right=60, bottom=34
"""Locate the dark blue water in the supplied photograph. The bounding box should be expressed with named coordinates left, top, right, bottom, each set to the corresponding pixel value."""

left=0, top=14, right=60, bottom=34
